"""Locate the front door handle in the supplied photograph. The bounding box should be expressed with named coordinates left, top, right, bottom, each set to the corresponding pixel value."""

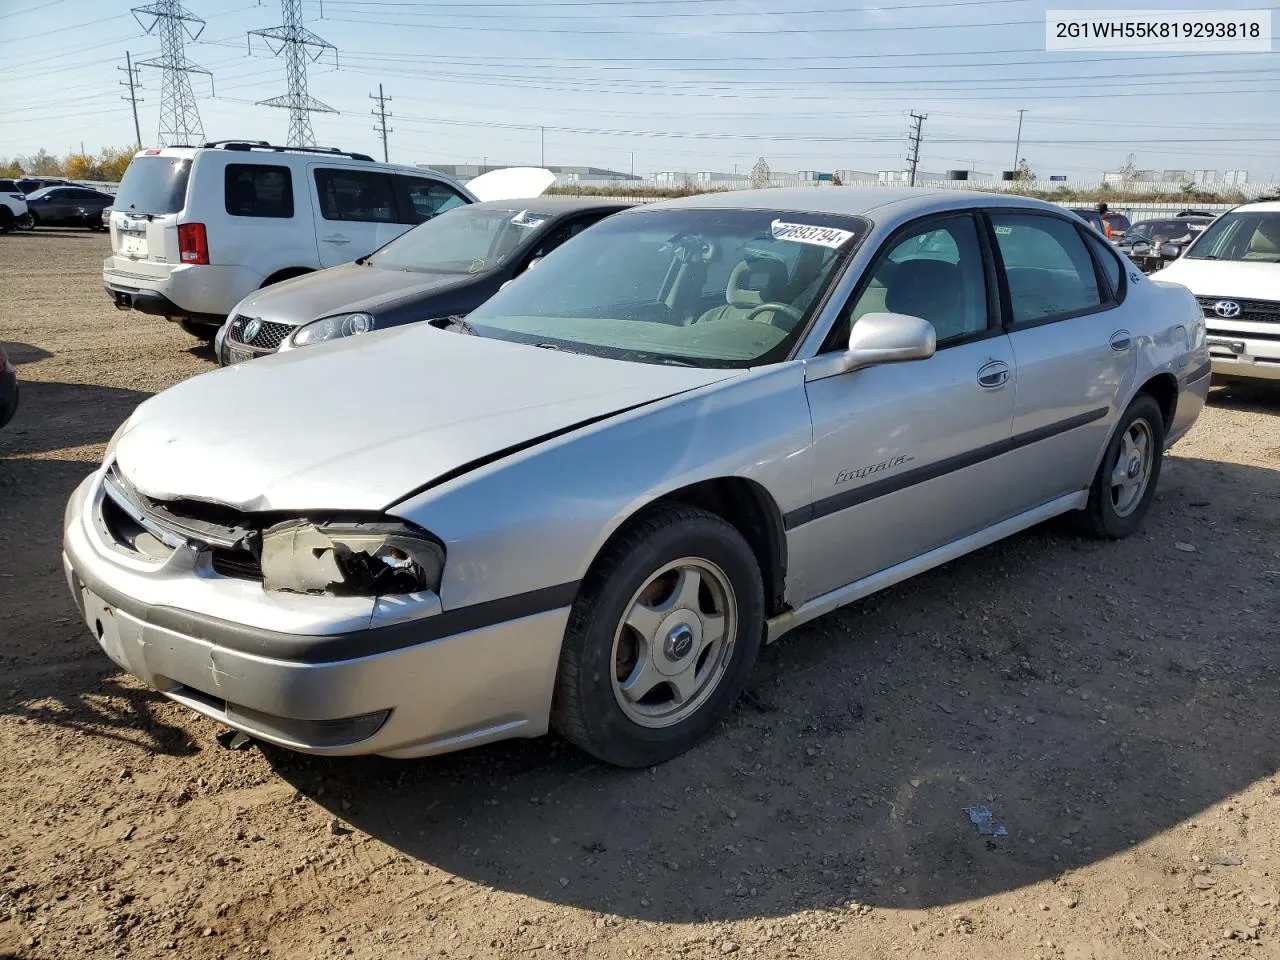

left=321, top=234, right=350, bottom=244
left=976, top=359, right=1010, bottom=389
left=1110, top=329, right=1132, bottom=352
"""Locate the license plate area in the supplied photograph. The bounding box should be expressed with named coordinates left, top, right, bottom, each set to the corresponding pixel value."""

left=1207, top=337, right=1246, bottom=356
left=225, top=347, right=253, bottom=365
left=120, top=233, right=148, bottom=258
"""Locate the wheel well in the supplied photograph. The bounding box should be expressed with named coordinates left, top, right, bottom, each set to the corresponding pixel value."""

left=659, top=478, right=788, bottom=617
left=1137, top=373, right=1177, bottom=430
left=260, top=267, right=312, bottom=288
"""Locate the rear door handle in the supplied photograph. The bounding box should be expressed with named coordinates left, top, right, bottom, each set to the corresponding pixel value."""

left=976, top=359, right=1010, bottom=389
left=1109, top=329, right=1132, bottom=352
left=321, top=234, right=350, bottom=244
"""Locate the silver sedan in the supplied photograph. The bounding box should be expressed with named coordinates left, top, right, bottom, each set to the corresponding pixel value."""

left=63, top=188, right=1210, bottom=767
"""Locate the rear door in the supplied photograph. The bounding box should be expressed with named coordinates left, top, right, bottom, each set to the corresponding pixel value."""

left=310, top=166, right=406, bottom=267
left=985, top=209, right=1135, bottom=512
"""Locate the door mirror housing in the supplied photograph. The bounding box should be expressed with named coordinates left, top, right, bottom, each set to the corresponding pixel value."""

left=842, top=312, right=936, bottom=373
left=1158, top=242, right=1180, bottom=260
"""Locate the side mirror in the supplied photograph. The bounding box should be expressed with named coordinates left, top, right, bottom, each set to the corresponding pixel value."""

left=842, top=312, right=936, bottom=373
left=1158, top=242, right=1180, bottom=260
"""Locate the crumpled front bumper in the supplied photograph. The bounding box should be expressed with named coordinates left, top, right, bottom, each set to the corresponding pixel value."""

left=62, top=470, right=570, bottom=758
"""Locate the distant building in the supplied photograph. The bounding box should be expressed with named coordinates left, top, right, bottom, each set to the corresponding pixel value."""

left=418, top=163, right=642, bottom=185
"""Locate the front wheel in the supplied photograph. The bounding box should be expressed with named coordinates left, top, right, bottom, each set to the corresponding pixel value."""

left=16, top=213, right=34, bottom=231
left=551, top=503, right=764, bottom=767
left=1078, top=394, right=1165, bottom=539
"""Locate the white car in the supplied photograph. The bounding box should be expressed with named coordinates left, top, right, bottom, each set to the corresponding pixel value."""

left=102, top=142, right=550, bottom=338
left=1157, top=198, right=1280, bottom=383
left=0, top=177, right=29, bottom=233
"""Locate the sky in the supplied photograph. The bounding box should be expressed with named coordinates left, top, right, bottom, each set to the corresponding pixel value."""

left=2, top=0, right=1279, bottom=182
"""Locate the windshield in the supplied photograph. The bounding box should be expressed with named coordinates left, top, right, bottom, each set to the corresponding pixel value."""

left=1127, top=220, right=1197, bottom=243
left=1187, top=211, right=1280, bottom=262
left=112, top=156, right=191, bottom=215
left=462, top=207, right=868, bottom=368
left=370, top=205, right=548, bottom=274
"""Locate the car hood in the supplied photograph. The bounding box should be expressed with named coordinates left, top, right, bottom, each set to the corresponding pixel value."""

left=1157, top=258, right=1280, bottom=299
left=114, top=326, right=736, bottom=513
left=233, top=262, right=478, bottom=324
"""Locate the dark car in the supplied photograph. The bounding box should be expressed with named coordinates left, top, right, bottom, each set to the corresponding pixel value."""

left=1114, top=215, right=1216, bottom=273
left=16, top=177, right=70, bottom=194
left=25, top=185, right=114, bottom=229
left=0, top=343, right=18, bottom=430
left=214, top=196, right=633, bottom=365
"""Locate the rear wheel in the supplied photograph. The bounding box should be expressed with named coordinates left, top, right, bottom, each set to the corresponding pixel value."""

left=0, top=208, right=13, bottom=234
left=551, top=503, right=764, bottom=767
left=1078, top=394, right=1165, bottom=539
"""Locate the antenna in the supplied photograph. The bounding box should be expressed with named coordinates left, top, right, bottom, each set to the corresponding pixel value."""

left=132, top=0, right=213, bottom=146
left=249, top=0, right=338, bottom=148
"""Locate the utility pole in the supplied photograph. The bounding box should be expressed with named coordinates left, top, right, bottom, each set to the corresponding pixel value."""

left=1012, top=108, right=1027, bottom=174
left=540, top=126, right=545, bottom=167
left=370, top=83, right=392, bottom=162
left=120, top=51, right=144, bottom=148
left=907, top=111, right=927, bottom=187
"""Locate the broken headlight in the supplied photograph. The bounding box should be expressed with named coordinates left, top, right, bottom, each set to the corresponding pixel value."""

left=259, top=520, right=444, bottom=597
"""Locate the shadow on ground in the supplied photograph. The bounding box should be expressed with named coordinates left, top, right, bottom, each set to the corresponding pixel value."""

left=1208, top=379, right=1280, bottom=414
left=0, top=379, right=150, bottom=456
left=3, top=342, right=53, bottom=365
left=267, top=454, right=1280, bottom=921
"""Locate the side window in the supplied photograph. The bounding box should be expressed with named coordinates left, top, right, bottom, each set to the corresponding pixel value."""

left=528, top=213, right=607, bottom=260
left=313, top=168, right=397, bottom=223
left=838, top=215, right=989, bottom=347
left=990, top=213, right=1102, bottom=324
left=400, top=177, right=467, bottom=224
left=0, top=180, right=16, bottom=193
left=1083, top=231, right=1123, bottom=300
left=224, top=164, right=294, bottom=218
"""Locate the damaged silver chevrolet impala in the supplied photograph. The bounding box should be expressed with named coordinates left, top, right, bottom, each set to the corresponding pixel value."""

left=64, top=189, right=1210, bottom=767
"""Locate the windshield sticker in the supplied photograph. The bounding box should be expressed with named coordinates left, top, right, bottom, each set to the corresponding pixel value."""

left=511, top=210, right=548, bottom=229
left=770, top=220, right=855, bottom=248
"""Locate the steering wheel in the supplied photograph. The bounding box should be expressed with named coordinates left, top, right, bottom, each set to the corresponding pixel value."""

left=745, top=301, right=804, bottom=329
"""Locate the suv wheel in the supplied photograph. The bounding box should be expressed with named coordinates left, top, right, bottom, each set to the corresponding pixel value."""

left=551, top=503, right=764, bottom=767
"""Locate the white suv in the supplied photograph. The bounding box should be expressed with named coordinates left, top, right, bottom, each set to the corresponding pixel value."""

left=102, top=141, right=479, bottom=335
left=1158, top=198, right=1280, bottom=383
left=0, top=178, right=29, bottom=232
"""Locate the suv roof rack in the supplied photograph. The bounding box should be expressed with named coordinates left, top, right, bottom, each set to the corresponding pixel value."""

left=1176, top=209, right=1215, bottom=217
left=202, top=140, right=375, bottom=162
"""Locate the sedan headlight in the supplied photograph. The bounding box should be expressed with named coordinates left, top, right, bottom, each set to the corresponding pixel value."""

left=260, top=520, right=444, bottom=596
left=291, top=312, right=374, bottom=347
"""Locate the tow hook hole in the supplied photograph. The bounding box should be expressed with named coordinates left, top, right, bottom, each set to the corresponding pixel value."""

left=94, top=619, right=104, bottom=640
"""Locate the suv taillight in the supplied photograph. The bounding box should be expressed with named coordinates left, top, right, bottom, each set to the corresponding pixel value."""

left=178, top=223, right=209, bottom=265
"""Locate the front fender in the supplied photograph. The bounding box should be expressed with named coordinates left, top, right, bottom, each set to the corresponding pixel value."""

left=390, top=362, right=814, bottom=611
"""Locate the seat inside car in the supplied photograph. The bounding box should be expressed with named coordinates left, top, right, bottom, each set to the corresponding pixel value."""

left=696, top=253, right=791, bottom=326
left=883, top=258, right=969, bottom=340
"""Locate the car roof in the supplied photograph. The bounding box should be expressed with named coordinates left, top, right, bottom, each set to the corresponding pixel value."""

left=132, top=144, right=453, bottom=180
left=465, top=196, right=635, bottom=215
left=650, top=187, right=1074, bottom=220
left=1233, top=199, right=1280, bottom=213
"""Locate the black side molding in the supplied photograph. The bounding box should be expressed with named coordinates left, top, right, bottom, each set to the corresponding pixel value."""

left=784, top=407, right=1108, bottom=530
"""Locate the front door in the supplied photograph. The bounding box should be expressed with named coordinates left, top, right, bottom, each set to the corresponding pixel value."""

left=791, top=212, right=1017, bottom=604
left=985, top=210, right=1136, bottom=512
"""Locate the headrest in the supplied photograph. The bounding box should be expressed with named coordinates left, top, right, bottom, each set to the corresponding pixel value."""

left=884, top=259, right=960, bottom=321
left=726, top=256, right=789, bottom=309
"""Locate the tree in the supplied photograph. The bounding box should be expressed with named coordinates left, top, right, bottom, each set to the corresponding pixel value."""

left=749, top=157, right=771, bottom=189
left=98, top=147, right=134, bottom=182
left=831, top=173, right=843, bottom=186
left=1118, top=153, right=1139, bottom=188
left=0, top=159, right=22, bottom=178
left=21, top=148, right=63, bottom=176
left=65, top=154, right=105, bottom=181
left=1012, top=158, right=1035, bottom=181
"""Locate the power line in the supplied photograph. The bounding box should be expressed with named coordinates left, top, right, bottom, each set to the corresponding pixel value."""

left=907, top=112, right=927, bottom=185
left=120, top=51, right=145, bottom=149
left=370, top=83, right=392, bottom=162
left=133, top=0, right=212, bottom=147
left=249, top=0, right=338, bottom=147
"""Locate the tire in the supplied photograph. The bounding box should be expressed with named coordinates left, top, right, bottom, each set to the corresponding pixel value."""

left=0, top=208, right=12, bottom=234
left=1078, top=394, right=1165, bottom=539
left=551, top=503, right=765, bottom=767
left=179, top=319, right=218, bottom=342
left=17, top=213, right=34, bottom=231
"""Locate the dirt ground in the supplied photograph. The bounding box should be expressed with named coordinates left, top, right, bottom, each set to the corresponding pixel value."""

left=1, top=230, right=1279, bottom=960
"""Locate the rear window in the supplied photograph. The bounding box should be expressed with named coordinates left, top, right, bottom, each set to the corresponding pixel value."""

left=112, top=156, right=191, bottom=215
left=224, top=164, right=293, bottom=218
left=0, top=180, right=17, bottom=192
